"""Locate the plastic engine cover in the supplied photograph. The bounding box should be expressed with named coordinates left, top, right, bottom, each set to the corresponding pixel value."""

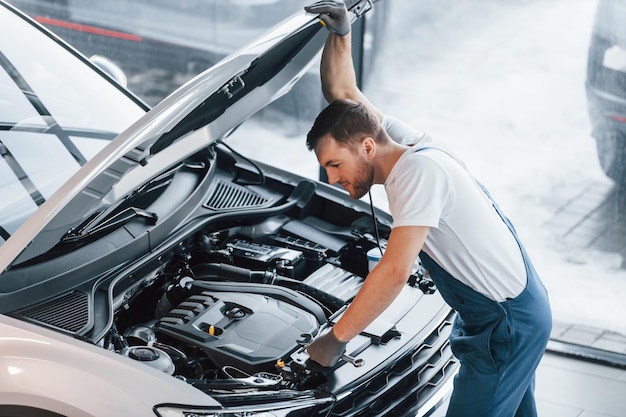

left=156, top=291, right=318, bottom=373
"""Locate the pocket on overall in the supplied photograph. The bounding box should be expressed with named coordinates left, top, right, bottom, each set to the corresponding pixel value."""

left=450, top=311, right=511, bottom=373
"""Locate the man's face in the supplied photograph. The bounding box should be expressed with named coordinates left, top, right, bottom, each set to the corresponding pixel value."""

left=314, top=134, right=374, bottom=199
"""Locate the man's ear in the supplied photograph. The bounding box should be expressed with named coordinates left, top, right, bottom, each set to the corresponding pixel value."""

left=362, top=137, right=375, bottom=159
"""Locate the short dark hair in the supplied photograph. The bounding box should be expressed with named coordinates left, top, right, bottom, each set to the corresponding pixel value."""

left=306, top=99, right=385, bottom=151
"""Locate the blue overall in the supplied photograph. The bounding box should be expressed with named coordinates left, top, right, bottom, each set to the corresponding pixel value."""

left=418, top=178, right=552, bottom=416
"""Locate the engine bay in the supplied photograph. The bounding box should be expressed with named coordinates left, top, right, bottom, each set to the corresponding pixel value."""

left=52, top=146, right=436, bottom=395
left=105, top=212, right=400, bottom=393
left=0, top=139, right=442, bottom=402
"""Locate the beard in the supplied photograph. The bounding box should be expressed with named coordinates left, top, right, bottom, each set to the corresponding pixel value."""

left=349, top=158, right=375, bottom=199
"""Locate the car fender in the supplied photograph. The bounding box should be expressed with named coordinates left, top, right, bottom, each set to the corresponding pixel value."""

left=0, top=315, right=220, bottom=416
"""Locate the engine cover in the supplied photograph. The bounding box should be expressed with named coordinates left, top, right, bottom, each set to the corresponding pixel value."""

left=156, top=290, right=318, bottom=374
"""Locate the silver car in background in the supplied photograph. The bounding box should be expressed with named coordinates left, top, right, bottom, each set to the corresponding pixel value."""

left=586, top=0, right=626, bottom=186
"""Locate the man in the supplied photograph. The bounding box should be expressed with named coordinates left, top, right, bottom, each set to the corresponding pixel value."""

left=303, top=2, right=552, bottom=416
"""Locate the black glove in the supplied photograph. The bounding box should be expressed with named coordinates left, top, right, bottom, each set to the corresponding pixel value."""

left=304, top=0, right=351, bottom=36
left=306, top=328, right=347, bottom=367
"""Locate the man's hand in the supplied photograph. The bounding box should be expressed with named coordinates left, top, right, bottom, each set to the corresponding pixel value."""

left=305, top=1, right=351, bottom=36
left=306, top=328, right=348, bottom=367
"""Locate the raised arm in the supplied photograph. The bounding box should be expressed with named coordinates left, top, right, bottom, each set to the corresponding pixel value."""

left=305, top=0, right=382, bottom=121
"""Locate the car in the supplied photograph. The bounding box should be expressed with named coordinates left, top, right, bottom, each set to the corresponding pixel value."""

left=0, top=1, right=458, bottom=416
left=586, top=0, right=626, bottom=186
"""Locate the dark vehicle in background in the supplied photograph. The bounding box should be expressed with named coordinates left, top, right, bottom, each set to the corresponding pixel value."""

left=8, top=0, right=387, bottom=113
left=586, top=0, right=626, bottom=186
left=0, top=1, right=457, bottom=416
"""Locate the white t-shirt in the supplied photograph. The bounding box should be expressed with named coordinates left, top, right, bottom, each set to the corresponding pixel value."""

left=382, top=116, right=527, bottom=301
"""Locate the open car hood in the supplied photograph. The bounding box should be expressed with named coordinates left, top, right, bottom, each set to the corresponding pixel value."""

left=0, top=1, right=372, bottom=271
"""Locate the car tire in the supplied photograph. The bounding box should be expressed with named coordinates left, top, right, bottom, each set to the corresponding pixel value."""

left=596, top=131, right=626, bottom=186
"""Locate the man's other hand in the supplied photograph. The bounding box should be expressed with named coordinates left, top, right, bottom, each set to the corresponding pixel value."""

left=305, top=0, right=351, bottom=36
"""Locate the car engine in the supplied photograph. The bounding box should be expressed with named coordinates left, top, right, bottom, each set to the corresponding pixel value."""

left=103, top=213, right=428, bottom=392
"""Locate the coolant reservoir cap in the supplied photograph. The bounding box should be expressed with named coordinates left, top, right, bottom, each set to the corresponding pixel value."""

left=129, top=346, right=160, bottom=361
left=122, top=346, right=176, bottom=375
left=366, top=247, right=383, bottom=262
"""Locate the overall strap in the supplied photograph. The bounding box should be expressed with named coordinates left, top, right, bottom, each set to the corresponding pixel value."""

left=410, top=145, right=516, bottom=235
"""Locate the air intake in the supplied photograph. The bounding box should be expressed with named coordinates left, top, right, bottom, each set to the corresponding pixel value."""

left=17, top=290, right=91, bottom=334
left=204, top=180, right=271, bottom=210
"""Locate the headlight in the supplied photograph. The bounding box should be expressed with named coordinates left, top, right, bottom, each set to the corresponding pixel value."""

left=154, top=397, right=333, bottom=417
left=603, top=44, right=626, bottom=72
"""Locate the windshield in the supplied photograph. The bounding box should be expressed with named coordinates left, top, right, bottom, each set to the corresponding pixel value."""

left=0, top=5, right=146, bottom=244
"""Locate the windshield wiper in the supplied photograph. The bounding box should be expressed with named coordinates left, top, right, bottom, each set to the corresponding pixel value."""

left=0, top=51, right=87, bottom=165
left=62, top=207, right=157, bottom=242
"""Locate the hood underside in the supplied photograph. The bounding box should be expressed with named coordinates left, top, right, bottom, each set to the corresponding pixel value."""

left=1, top=3, right=376, bottom=270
